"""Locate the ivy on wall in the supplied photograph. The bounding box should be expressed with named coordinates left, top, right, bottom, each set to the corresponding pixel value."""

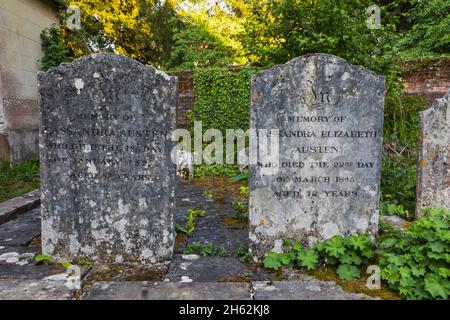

left=192, top=67, right=259, bottom=133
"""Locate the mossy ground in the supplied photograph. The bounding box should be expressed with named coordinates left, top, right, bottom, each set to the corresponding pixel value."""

left=309, top=267, right=400, bottom=300
left=0, top=158, right=40, bottom=202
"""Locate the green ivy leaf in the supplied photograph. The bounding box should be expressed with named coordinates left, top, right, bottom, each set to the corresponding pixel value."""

left=296, top=249, right=319, bottom=270
left=336, top=264, right=360, bottom=280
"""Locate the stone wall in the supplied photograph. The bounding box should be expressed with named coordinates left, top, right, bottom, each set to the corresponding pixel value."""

left=403, top=57, right=450, bottom=106
left=0, top=0, right=59, bottom=162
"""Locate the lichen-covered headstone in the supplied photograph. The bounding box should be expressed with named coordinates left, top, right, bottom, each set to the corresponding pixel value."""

left=249, top=54, right=385, bottom=259
left=38, top=54, right=177, bottom=267
left=416, top=90, right=450, bottom=216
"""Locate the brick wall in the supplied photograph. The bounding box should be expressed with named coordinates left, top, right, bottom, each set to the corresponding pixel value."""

left=403, top=57, right=450, bottom=106
left=169, top=71, right=195, bottom=127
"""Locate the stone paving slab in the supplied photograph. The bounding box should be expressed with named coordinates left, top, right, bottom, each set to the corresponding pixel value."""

left=253, top=281, right=376, bottom=300
left=0, top=208, right=41, bottom=246
left=82, top=281, right=251, bottom=300
left=0, top=279, right=75, bottom=300
left=165, top=254, right=249, bottom=283
left=0, top=264, right=60, bottom=280
left=187, top=228, right=248, bottom=252
left=0, top=190, right=40, bottom=225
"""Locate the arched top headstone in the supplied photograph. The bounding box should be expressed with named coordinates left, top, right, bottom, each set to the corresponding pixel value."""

left=249, top=53, right=386, bottom=259
left=38, top=53, right=177, bottom=266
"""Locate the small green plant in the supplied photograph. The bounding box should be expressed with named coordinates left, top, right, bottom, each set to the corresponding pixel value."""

left=381, top=154, right=417, bottom=219
left=239, top=186, right=249, bottom=197
left=183, top=242, right=228, bottom=257
left=34, top=254, right=54, bottom=264
left=232, top=199, right=249, bottom=222
left=232, top=171, right=249, bottom=182
left=380, top=201, right=409, bottom=218
left=235, top=245, right=253, bottom=264
left=77, top=258, right=93, bottom=269
left=176, top=209, right=206, bottom=236
left=263, top=251, right=284, bottom=270
left=203, top=188, right=214, bottom=200
left=263, top=234, right=374, bottom=280
left=0, top=158, right=40, bottom=202
left=194, top=165, right=241, bottom=177
left=40, top=25, right=71, bottom=71
left=379, top=208, right=450, bottom=300
left=60, top=261, right=74, bottom=269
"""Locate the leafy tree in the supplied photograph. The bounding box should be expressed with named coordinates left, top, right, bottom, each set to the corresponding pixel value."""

left=40, top=25, right=71, bottom=70
left=397, top=0, right=450, bottom=57
left=63, top=0, right=182, bottom=67
left=243, top=0, right=393, bottom=69
left=168, top=22, right=234, bottom=69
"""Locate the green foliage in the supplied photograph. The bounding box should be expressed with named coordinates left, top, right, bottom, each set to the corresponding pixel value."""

left=34, top=254, right=54, bottom=264
left=239, top=186, right=249, bottom=197
left=380, top=202, right=409, bottom=219
left=235, top=245, right=253, bottom=264
left=397, top=0, right=450, bottom=57
left=76, top=258, right=93, bottom=269
left=383, top=93, right=427, bottom=152
left=176, top=208, right=206, bottom=236
left=183, top=242, right=228, bottom=257
left=40, top=25, right=71, bottom=71
left=296, top=248, right=319, bottom=271
left=203, top=188, right=214, bottom=199
left=337, top=264, right=361, bottom=280
left=232, top=199, right=249, bottom=222
left=263, top=234, right=374, bottom=280
left=232, top=172, right=249, bottom=183
left=60, top=261, right=74, bottom=269
left=194, top=165, right=241, bottom=177
left=63, top=0, right=182, bottom=68
left=379, top=208, right=450, bottom=300
left=263, top=252, right=283, bottom=270
left=169, top=22, right=234, bottom=70
left=244, top=0, right=390, bottom=69
left=192, top=67, right=258, bottom=134
left=381, top=154, right=417, bottom=218
left=0, top=158, right=40, bottom=202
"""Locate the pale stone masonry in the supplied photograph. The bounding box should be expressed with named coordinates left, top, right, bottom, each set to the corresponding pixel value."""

left=416, top=90, right=450, bottom=216
left=0, top=0, right=60, bottom=162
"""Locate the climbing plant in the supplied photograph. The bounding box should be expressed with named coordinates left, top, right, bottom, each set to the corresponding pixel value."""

left=192, top=67, right=259, bottom=134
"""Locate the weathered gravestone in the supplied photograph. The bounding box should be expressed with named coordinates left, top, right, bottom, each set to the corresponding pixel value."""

left=416, top=90, right=450, bottom=216
left=38, top=54, right=177, bottom=266
left=249, top=54, right=385, bottom=259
